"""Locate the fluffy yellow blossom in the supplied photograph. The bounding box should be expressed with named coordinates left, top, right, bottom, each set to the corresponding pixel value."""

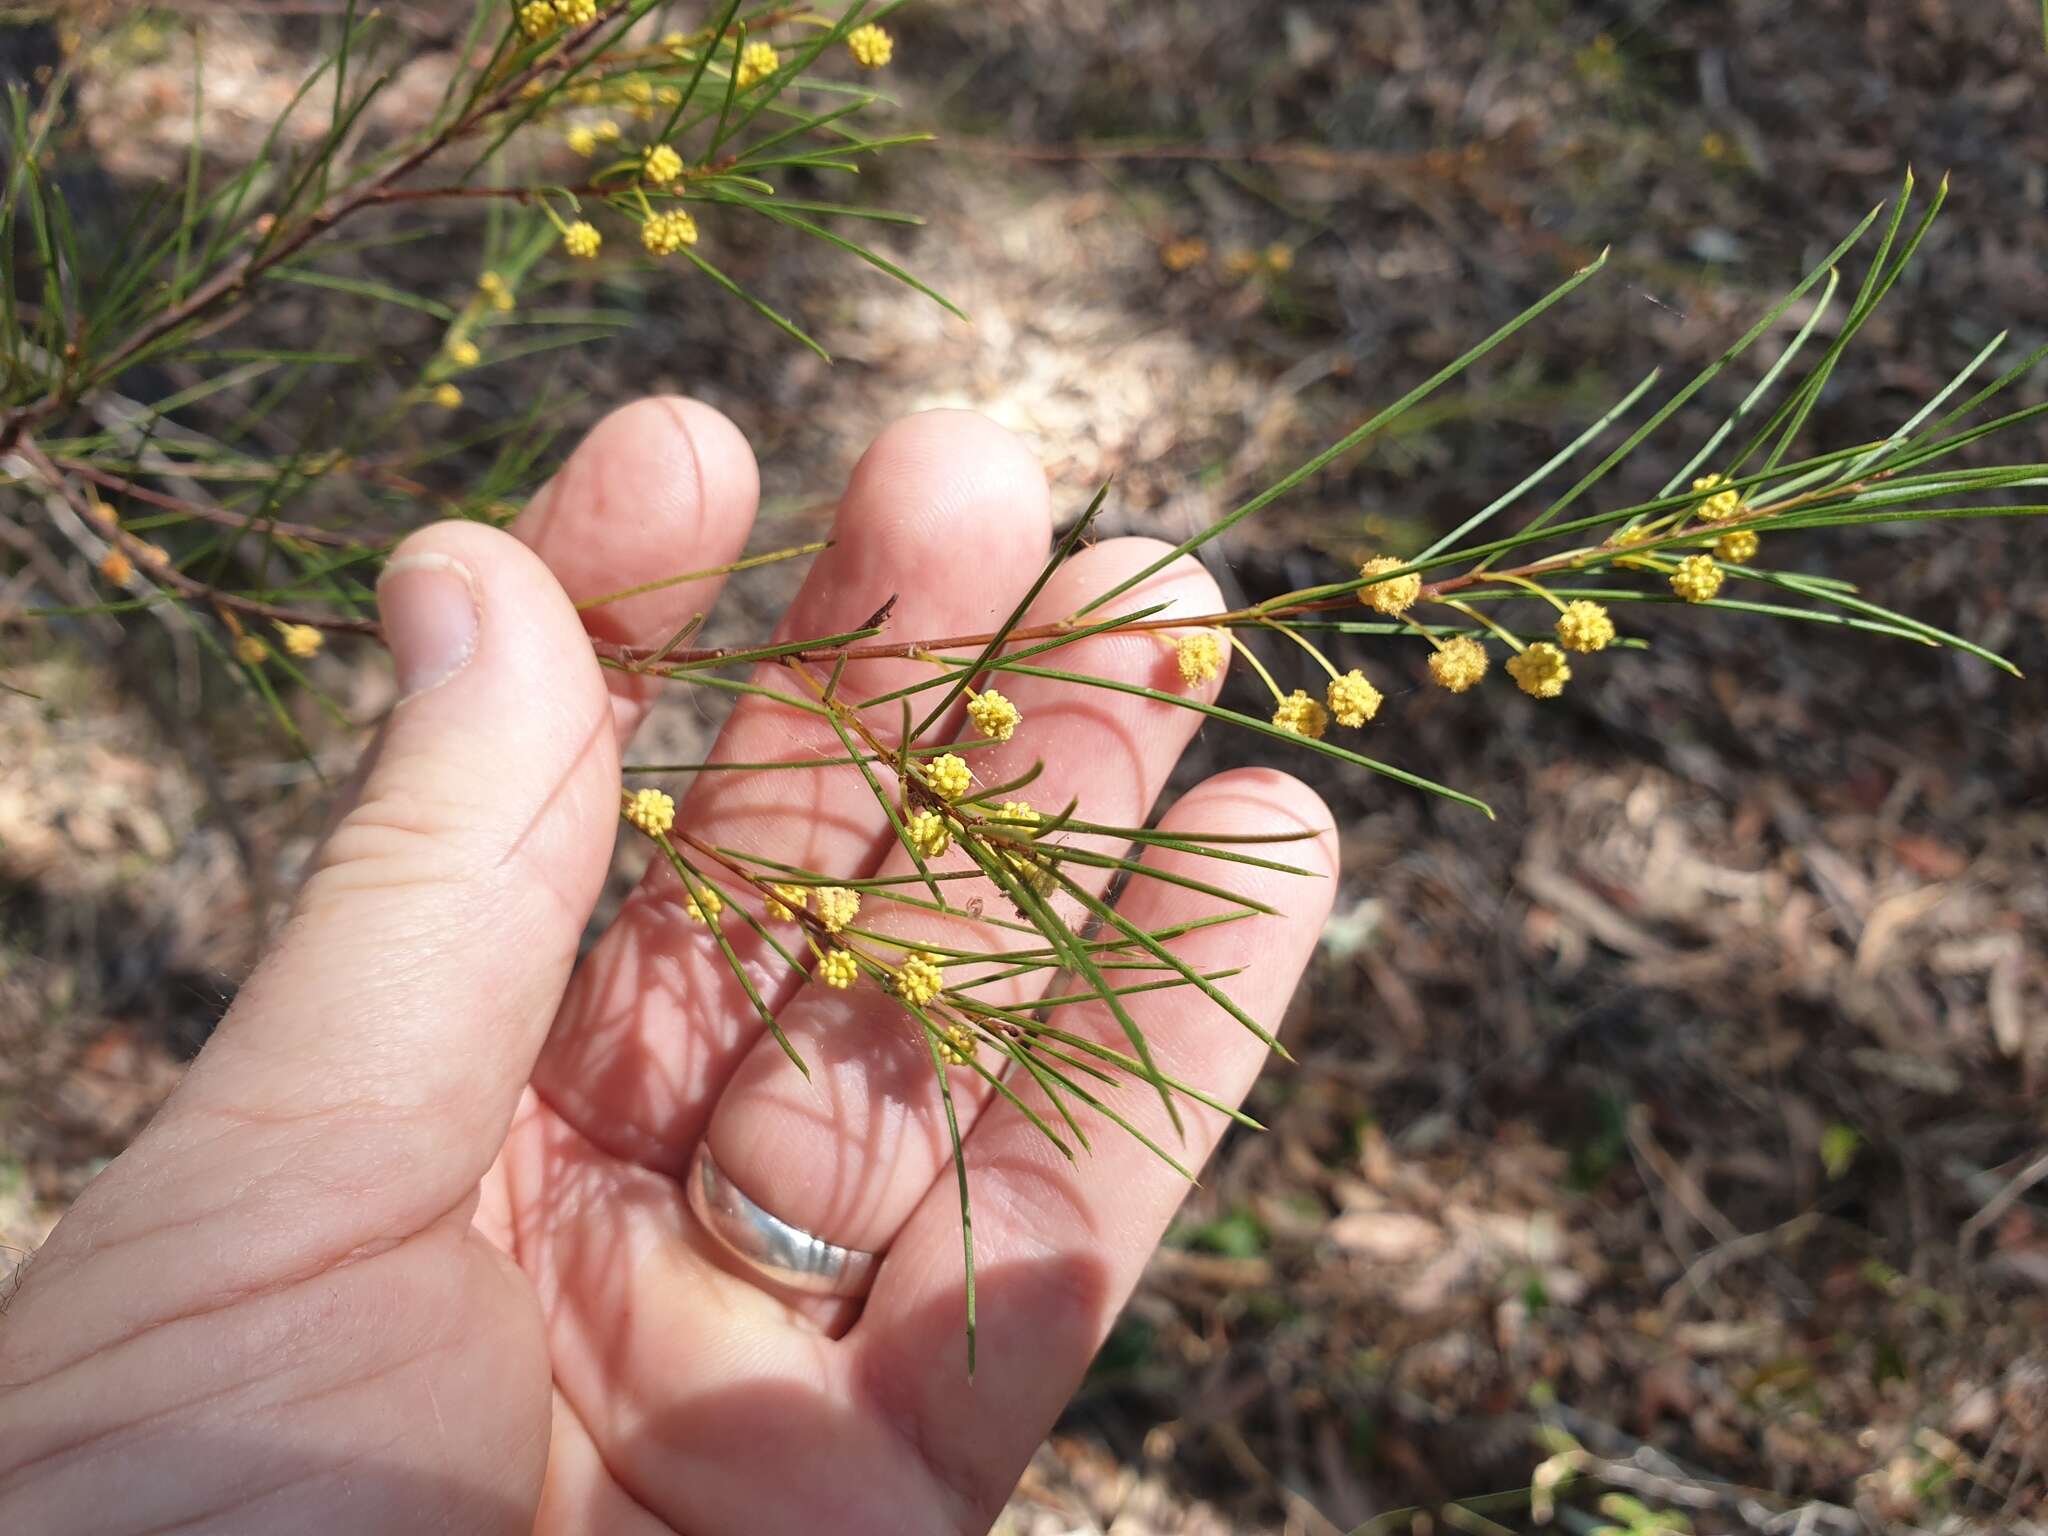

left=98, top=547, right=133, bottom=585
left=566, top=125, right=598, bottom=156
left=594, top=120, right=621, bottom=142
left=1325, top=669, right=1381, bottom=728
left=624, top=78, right=655, bottom=105
left=478, top=271, right=503, bottom=295
left=137, top=542, right=171, bottom=569
left=1553, top=599, right=1616, bottom=653
left=642, top=142, right=684, bottom=185
left=1669, top=553, right=1725, bottom=603
left=657, top=85, right=682, bottom=105
left=432, top=383, right=463, bottom=409
left=766, top=883, right=808, bottom=922
left=1715, top=528, right=1759, bottom=564
left=1161, top=237, right=1208, bottom=272
left=994, top=799, right=1041, bottom=830
left=518, top=0, right=558, bottom=40
left=1175, top=630, right=1224, bottom=686
left=905, top=809, right=952, bottom=859
left=847, top=22, right=894, bottom=68
left=1265, top=242, right=1295, bottom=273
left=1272, top=689, right=1329, bottom=740
left=1506, top=642, right=1571, bottom=699
left=661, top=30, right=687, bottom=52
left=818, top=947, right=859, bottom=989
left=686, top=885, right=723, bottom=925
left=1428, top=635, right=1488, bottom=693
left=1691, top=473, right=1744, bottom=522
left=814, top=885, right=861, bottom=933
left=967, top=689, right=1020, bottom=741
left=892, top=951, right=945, bottom=1008
left=234, top=634, right=270, bottom=666
left=569, top=84, right=603, bottom=106
left=623, top=787, right=676, bottom=836
left=562, top=221, right=602, bottom=260
left=86, top=499, right=118, bottom=528
left=553, top=0, right=598, bottom=25
left=736, top=40, right=780, bottom=87
left=1358, top=555, right=1422, bottom=616
left=992, top=801, right=1058, bottom=897
left=641, top=209, right=699, bottom=255
left=934, top=1020, right=977, bottom=1067
left=277, top=622, right=324, bottom=659
left=922, top=752, right=973, bottom=802
left=449, top=339, right=481, bottom=368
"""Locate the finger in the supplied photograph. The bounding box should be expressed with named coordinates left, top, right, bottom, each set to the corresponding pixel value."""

left=512, top=395, right=760, bottom=748
left=15, top=521, right=621, bottom=1360
left=699, top=538, right=1229, bottom=1282
left=531, top=411, right=1053, bottom=1171
left=847, top=769, right=1337, bottom=1523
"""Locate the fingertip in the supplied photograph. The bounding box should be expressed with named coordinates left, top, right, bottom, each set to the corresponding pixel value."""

left=1163, top=766, right=1341, bottom=888
left=515, top=395, right=759, bottom=644
left=837, top=410, right=1052, bottom=580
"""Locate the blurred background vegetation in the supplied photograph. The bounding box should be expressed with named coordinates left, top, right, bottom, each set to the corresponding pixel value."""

left=3, top=3, right=2046, bottom=1532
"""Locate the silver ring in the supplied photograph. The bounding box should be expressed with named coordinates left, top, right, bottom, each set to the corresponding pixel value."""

left=686, top=1143, right=881, bottom=1298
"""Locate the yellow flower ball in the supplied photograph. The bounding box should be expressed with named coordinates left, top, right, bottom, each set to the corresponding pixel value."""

left=819, top=947, right=859, bottom=989
left=1428, top=635, right=1488, bottom=693
left=686, top=885, right=723, bottom=925
left=641, top=209, right=699, bottom=256
left=622, top=787, right=675, bottom=836
left=923, top=752, right=973, bottom=802
left=814, top=885, right=860, bottom=933
left=1325, top=669, right=1381, bottom=728
left=642, top=142, right=684, bottom=185
left=234, top=634, right=270, bottom=666
left=277, top=622, right=324, bottom=659
left=553, top=0, right=597, bottom=25
left=98, top=547, right=134, bottom=586
left=1690, top=473, right=1744, bottom=522
left=1669, top=553, right=1725, bottom=604
left=766, top=882, right=808, bottom=922
left=847, top=22, right=894, bottom=68
left=562, top=221, right=602, bottom=260
left=1553, top=599, right=1616, bottom=653
left=905, top=808, right=952, bottom=859
left=1175, top=630, right=1224, bottom=686
left=934, top=1020, right=977, bottom=1067
left=736, top=40, right=780, bottom=88
left=449, top=339, right=481, bottom=368
left=1358, top=555, right=1422, bottom=616
left=1271, top=689, right=1329, bottom=740
left=1714, top=528, right=1759, bottom=564
left=566, top=125, right=598, bottom=157
left=594, top=120, right=621, bottom=142
left=967, top=689, right=1021, bottom=742
left=517, top=0, right=558, bottom=41
left=892, top=951, right=945, bottom=1008
left=432, top=383, right=463, bottom=409
left=1506, top=641, right=1571, bottom=699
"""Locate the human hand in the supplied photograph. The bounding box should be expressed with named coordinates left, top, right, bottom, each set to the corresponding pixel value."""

left=0, top=402, right=1337, bottom=1535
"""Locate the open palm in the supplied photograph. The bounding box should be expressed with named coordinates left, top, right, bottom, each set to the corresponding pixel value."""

left=0, top=401, right=1334, bottom=1535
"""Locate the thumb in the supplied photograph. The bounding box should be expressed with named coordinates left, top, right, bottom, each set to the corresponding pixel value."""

left=169, top=520, right=621, bottom=1235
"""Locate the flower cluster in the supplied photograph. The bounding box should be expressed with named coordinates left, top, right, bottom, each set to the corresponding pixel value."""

left=1691, top=473, right=1745, bottom=522
left=1325, top=670, right=1382, bottom=728
left=641, top=209, right=699, bottom=256
left=1506, top=641, right=1571, bottom=699
left=847, top=23, right=894, bottom=68
left=922, top=752, right=973, bottom=802
left=1553, top=599, right=1615, bottom=654
left=1669, top=553, right=1726, bottom=603
left=814, top=885, right=860, bottom=933
left=892, top=951, right=945, bottom=1007
left=642, top=143, right=685, bottom=186
left=736, top=41, right=780, bottom=88
left=967, top=689, right=1020, bottom=741
left=818, top=947, right=859, bottom=989
left=767, top=883, right=807, bottom=922
left=934, top=1020, right=977, bottom=1066
left=1176, top=630, right=1224, bottom=686
left=562, top=221, right=602, bottom=260
left=623, top=787, right=676, bottom=837
left=1357, top=554, right=1421, bottom=616
left=1428, top=635, right=1488, bottom=693
left=1271, top=689, right=1329, bottom=740
left=905, top=809, right=952, bottom=858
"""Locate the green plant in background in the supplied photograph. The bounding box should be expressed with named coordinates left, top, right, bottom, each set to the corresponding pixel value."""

left=5, top=3, right=2048, bottom=1375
